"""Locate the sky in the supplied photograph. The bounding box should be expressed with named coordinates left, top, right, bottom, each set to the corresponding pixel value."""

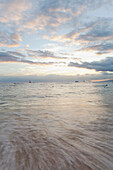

left=0, top=0, right=113, bottom=82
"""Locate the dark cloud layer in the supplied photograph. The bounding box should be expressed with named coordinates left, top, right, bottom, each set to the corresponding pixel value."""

left=79, top=43, right=113, bottom=54
left=68, top=57, right=113, bottom=72
left=0, top=51, right=63, bottom=65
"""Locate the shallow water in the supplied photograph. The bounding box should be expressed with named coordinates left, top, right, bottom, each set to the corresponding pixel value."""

left=0, top=82, right=113, bottom=170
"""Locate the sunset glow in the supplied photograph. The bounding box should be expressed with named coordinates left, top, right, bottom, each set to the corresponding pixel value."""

left=0, top=0, right=113, bottom=82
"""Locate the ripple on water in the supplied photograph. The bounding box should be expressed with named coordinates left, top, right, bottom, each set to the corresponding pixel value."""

left=0, top=82, right=113, bottom=170
left=0, top=112, right=113, bottom=170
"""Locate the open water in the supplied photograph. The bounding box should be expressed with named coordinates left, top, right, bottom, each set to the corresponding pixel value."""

left=0, top=82, right=113, bottom=170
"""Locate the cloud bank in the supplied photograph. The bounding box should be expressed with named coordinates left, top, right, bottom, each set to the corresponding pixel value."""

left=68, top=57, right=113, bottom=72
left=0, top=51, right=64, bottom=66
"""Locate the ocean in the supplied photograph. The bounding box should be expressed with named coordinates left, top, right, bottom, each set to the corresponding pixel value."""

left=0, top=82, right=113, bottom=170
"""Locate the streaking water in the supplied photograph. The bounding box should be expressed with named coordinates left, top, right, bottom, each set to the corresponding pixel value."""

left=0, top=82, right=113, bottom=170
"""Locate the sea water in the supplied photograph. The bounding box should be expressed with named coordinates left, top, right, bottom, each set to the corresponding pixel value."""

left=0, top=82, right=113, bottom=170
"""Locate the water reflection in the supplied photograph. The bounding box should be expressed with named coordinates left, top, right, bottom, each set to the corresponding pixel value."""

left=0, top=82, right=113, bottom=170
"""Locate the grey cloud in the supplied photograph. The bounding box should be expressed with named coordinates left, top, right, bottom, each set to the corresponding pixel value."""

left=40, top=0, right=108, bottom=12
left=24, top=0, right=106, bottom=30
left=26, top=49, right=81, bottom=61
left=26, top=49, right=54, bottom=57
left=80, top=43, right=113, bottom=54
left=52, top=18, right=113, bottom=47
left=7, top=51, right=26, bottom=58
left=0, top=51, right=64, bottom=65
left=68, top=57, right=113, bottom=72
left=0, top=51, right=26, bottom=61
left=77, top=19, right=113, bottom=41
left=0, top=52, right=19, bottom=62
left=0, top=31, right=22, bottom=47
left=71, top=19, right=113, bottom=54
left=26, top=49, right=67, bottom=59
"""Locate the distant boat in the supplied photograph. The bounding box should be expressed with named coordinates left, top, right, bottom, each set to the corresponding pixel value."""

left=104, top=84, right=108, bottom=88
left=29, top=81, right=31, bottom=83
left=75, top=81, right=79, bottom=83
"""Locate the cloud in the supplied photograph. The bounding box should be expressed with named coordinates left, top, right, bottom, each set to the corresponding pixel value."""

left=23, top=0, right=94, bottom=31
left=0, top=51, right=64, bottom=66
left=47, top=17, right=113, bottom=54
left=44, top=20, right=106, bottom=44
left=25, top=49, right=81, bottom=61
left=68, top=57, right=113, bottom=72
left=0, top=0, right=31, bottom=47
left=79, top=43, right=113, bottom=54
left=0, top=0, right=113, bottom=75
left=47, top=31, right=80, bottom=43
left=78, top=19, right=113, bottom=41
left=23, top=0, right=70, bottom=30
left=75, top=19, right=113, bottom=53
left=0, top=32, right=22, bottom=47
left=26, top=49, right=68, bottom=60
left=0, top=52, right=19, bottom=62
left=7, top=51, right=26, bottom=58
left=0, top=0, right=112, bottom=48
left=25, top=44, right=29, bottom=48
left=23, top=8, right=72, bottom=31
left=0, top=0, right=31, bottom=24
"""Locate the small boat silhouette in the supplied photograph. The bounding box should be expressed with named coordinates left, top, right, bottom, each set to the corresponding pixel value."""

left=104, top=84, right=108, bottom=88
